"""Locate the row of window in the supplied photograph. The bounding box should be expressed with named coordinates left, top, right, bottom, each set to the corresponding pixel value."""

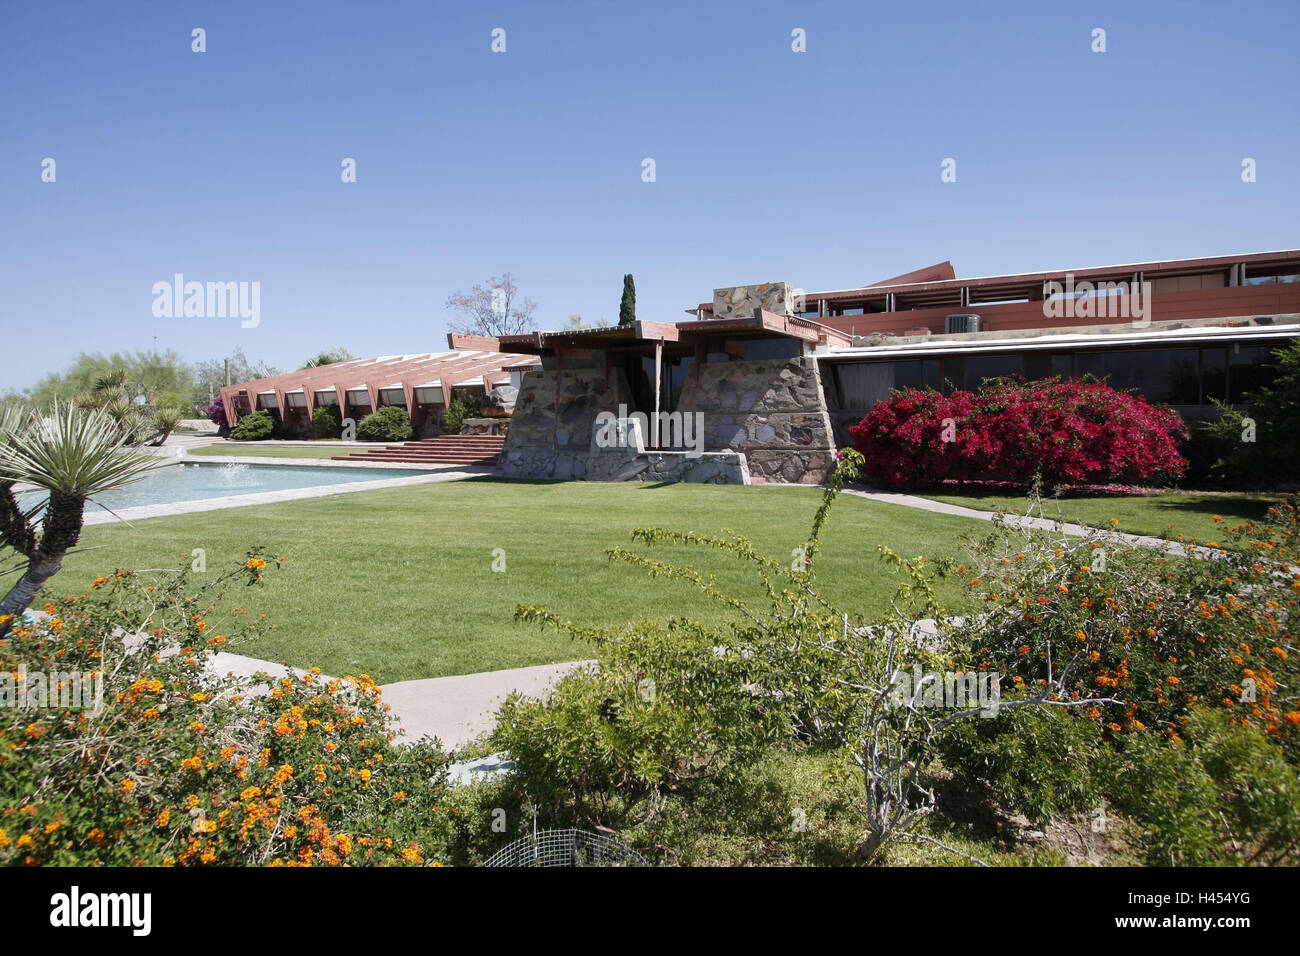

left=827, top=343, right=1288, bottom=410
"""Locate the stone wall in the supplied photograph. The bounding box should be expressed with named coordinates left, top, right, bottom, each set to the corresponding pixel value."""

left=678, top=357, right=837, bottom=484
left=459, top=417, right=509, bottom=437
left=498, top=358, right=837, bottom=485
left=712, top=282, right=793, bottom=320
left=497, top=367, right=635, bottom=480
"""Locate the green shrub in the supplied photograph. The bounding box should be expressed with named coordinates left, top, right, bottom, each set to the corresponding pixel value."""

left=441, top=398, right=481, bottom=435
left=357, top=406, right=413, bottom=442
left=493, top=617, right=783, bottom=829
left=229, top=409, right=276, bottom=440
left=311, top=404, right=342, bottom=439
left=1112, top=709, right=1300, bottom=865
left=937, top=704, right=1104, bottom=826
left=0, top=556, right=453, bottom=866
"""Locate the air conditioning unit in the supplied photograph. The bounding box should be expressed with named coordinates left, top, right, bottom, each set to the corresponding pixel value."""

left=945, top=313, right=981, bottom=334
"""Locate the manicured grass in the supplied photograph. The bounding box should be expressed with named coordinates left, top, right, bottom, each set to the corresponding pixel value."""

left=189, top=443, right=355, bottom=459
left=51, top=479, right=987, bottom=683
left=916, top=489, right=1285, bottom=544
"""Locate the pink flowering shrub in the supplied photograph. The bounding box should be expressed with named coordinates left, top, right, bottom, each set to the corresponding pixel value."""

left=849, top=378, right=1188, bottom=490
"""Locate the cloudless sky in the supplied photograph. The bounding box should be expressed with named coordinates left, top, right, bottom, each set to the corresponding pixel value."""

left=1, top=0, right=1297, bottom=390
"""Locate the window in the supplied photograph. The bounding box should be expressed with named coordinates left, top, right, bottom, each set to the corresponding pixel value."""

left=963, top=354, right=1023, bottom=389
left=1201, top=348, right=1227, bottom=403
left=1229, top=345, right=1275, bottom=403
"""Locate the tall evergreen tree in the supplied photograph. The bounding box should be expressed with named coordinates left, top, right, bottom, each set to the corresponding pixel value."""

left=618, top=274, right=636, bottom=327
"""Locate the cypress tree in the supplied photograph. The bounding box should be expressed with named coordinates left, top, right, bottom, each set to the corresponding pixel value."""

left=618, top=274, right=636, bottom=327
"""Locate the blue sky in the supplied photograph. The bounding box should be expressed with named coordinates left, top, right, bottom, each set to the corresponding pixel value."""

left=2, top=0, right=1297, bottom=390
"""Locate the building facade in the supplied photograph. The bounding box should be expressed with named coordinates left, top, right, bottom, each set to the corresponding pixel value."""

left=459, top=250, right=1300, bottom=484
left=219, top=250, right=1300, bottom=484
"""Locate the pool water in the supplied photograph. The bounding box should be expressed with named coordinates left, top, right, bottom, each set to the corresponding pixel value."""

left=19, top=462, right=432, bottom=513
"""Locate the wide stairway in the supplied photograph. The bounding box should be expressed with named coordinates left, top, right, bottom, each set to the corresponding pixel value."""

left=333, top=435, right=505, bottom=466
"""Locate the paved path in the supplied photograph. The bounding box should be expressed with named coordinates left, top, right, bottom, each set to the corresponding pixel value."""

left=380, top=661, right=592, bottom=748
left=201, top=652, right=589, bottom=750
left=841, top=487, right=1217, bottom=558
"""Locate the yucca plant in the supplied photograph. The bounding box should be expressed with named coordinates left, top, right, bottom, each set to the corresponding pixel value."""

left=0, top=402, right=156, bottom=629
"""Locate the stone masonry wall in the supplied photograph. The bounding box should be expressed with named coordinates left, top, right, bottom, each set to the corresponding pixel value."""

left=712, top=282, right=794, bottom=320
left=498, top=367, right=634, bottom=480
left=678, top=356, right=837, bottom=484
left=499, top=358, right=837, bottom=484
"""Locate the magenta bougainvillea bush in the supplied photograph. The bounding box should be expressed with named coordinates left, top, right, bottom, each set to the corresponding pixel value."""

left=848, top=378, right=1189, bottom=490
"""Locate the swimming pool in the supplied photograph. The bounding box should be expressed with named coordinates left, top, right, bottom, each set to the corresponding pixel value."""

left=18, top=461, right=434, bottom=513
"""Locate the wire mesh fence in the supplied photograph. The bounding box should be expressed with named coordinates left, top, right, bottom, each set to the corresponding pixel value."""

left=483, top=828, right=648, bottom=867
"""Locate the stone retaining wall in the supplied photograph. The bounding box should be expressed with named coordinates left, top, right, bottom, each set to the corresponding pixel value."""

left=497, top=357, right=837, bottom=484
left=678, top=357, right=837, bottom=484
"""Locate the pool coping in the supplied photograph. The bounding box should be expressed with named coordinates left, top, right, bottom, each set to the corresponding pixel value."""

left=82, top=462, right=494, bottom=526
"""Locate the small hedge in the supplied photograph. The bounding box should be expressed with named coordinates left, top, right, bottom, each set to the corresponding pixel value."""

left=849, top=378, right=1188, bottom=490
left=229, top=409, right=276, bottom=441
left=357, top=406, right=413, bottom=442
left=311, top=404, right=342, bottom=439
left=442, top=397, right=481, bottom=435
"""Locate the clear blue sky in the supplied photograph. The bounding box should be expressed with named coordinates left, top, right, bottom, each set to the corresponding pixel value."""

left=2, top=0, right=1297, bottom=390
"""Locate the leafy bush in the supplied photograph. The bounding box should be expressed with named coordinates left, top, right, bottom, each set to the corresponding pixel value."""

left=441, top=398, right=481, bottom=436
left=1111, top=709, right=1300, bottom=865
left=0, top=555, right=453, bottom=866
left=1195, top=339, right=1300, bottom=490
left=311, top=404, right=342, bottom=439
left=229, top=409, right=276, bottom=441
left=357, top=406, right=412, bottom=443
left=937, top=705, right=1104, bottom=827
left=493, top=617, right=784, bottom=829
left=849, top=378, right=1188, bottom=490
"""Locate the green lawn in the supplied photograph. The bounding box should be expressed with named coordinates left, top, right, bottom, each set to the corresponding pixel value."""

left=50, top=480, right=986, bottom=683
left=915, top=489, right=1285, bottom=544
left=188, top=443, right=355, bottom=459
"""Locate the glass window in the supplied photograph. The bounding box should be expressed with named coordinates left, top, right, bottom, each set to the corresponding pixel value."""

left=1164, top=349, right=1201, bottom=404
left=1075, top=352, right=1104, bottom=379
left=1051, top=354, right=1073, bottom=377
left=922, top=359, right=942, bottom=390
left=835, top=363, right=904, bottom=408
left=1023, top=353, right=1052, bottom=381
left=1229, top=345, right=1276, bottom=403
left=964, top=354, right=1023, bottom=389
left=1201, top=348, right=1226, bottom=403
left=1099, top=350, right=1153, bottom=395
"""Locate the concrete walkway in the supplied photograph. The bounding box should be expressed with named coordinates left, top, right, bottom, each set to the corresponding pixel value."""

left=201, top=652, right=589, bottom=750
left=841, top=487, right=1218, bottom=559
left=380, top=661, right=592, bottom=748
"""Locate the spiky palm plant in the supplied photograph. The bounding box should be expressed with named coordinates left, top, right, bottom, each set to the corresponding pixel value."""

left=146, top=406, right=184, bottom=446
left=0, top=402, right=155, bottom=628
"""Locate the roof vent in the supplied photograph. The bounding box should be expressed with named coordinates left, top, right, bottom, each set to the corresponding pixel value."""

left=945, top=313, right=981, bottom=334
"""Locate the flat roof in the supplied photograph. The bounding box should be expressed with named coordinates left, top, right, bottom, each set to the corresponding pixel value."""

left=819, top=319, right=1300, bottom=360
left=694, top=249, right=1300, bottom=312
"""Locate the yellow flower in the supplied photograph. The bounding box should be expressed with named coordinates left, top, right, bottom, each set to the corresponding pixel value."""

left=120, top=778, right=136, bottom=794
